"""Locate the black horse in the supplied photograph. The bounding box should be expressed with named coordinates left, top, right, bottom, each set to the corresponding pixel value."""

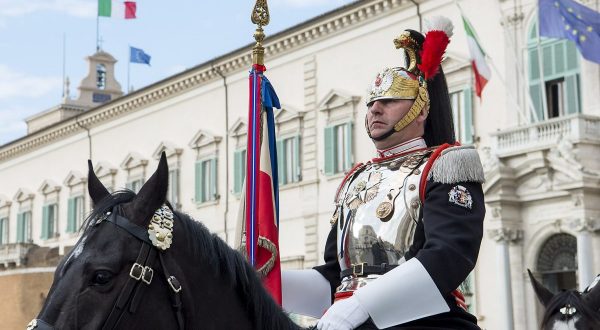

left=31, top=153, right=309, bottom=329
left=528, top=269, right=600, bottom=330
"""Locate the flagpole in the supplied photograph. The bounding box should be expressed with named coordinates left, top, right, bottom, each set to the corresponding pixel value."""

left=96, top=6, right=100, bottom=51
left=127, top=45, right=131, bottom=93
left=535, top=19, right=548, bottom=121
left=453, top=0, right=532, bottom=124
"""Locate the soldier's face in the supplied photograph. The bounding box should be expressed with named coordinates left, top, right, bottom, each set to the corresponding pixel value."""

left=367, top=99, right=413, bottom=135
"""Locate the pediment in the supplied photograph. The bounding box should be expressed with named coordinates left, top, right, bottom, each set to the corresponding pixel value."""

left=317, top=90, right=361, bottom=111
left=228, top=118, right=247, bottom=137
left=153, top=141, right=184, bottom=159
left=0, top=194, right=12, bottom=208
left=120, top=152, right=148, bottom=170
left=38, top=179, right=62, bottom=194
left=441, top=52, right=471, bottom=73
left=188, top=130, right=222, bottom=149
left=274, top=105, right=305, bottom=124
left=95, top=161, right=118, bottom=178
left=13, top=188, right=35, bottom=202
left=63, top=171, right=87, bottom=187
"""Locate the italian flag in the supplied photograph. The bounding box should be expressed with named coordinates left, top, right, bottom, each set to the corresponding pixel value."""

left=462, top=15, right=491, bottom=98
left=98, top=0, right=137, bottom=19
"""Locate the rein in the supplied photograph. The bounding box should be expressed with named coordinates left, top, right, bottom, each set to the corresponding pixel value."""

left=28, top=205, right=185, bottom=330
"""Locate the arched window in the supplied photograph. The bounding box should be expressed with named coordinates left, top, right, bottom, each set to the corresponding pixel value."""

left=96, top=64, right=107, bottom=90
left=536, top=233, right=577, bottom=293
left=527, top=19, right=581, bottom=121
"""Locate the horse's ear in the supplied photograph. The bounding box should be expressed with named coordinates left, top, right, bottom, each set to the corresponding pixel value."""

left=127, top=152, right=169, bottom=226
left=88, top=160, right=110, bottom=206
left=528, top=269, right=554, bottom=307
left=583, top=274, right=600, bottom=311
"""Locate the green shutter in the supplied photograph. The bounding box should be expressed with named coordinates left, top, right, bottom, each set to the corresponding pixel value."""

left=41, top=205, right=49, bottom=240
left=542, top=45, right=553, bottom=77
left=67, top=198, right=76, bottom=233
left=566, top=42, right=578, bottom=70
left=554, top=43, right=565, bottom=74
left=345, top=122, right=353, bottom=171
left=529, top=48, right=540, bottom=80
left=277, top=139, right=286, bottom=185
left=195, top=161, right=203, bottom=203
left=529, top=84, right=544, bottom=122
left=173, top=170, right=179, bottom=205
left=17, top=213, right=24, bottom=243
left=210, top=158, right=217, bottom=200
left=564, top=74, right=580, bottom=114
left=463, top=87, right=474, bottom=144
left=234, top=150, right=244, bottom=195
left=294, top=135, right=301, bottom=182
left=324, top=126, right=335, bottom=176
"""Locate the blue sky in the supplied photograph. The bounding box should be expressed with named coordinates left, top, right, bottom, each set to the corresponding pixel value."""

left=0, top=0, right=354, bottom=145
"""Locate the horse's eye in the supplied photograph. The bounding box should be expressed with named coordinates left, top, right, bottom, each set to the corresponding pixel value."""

left=92, top=270, right=113, bottom=286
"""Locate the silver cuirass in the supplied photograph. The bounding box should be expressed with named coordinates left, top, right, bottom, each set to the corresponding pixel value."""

left=333, top=150, right=430, bottom=292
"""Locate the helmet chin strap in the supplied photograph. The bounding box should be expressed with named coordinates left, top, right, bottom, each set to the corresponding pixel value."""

left=365, top=88, right=429, bottom=142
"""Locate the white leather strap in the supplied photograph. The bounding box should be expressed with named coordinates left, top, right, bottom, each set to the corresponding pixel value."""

left=353, top=258, right=449, bottom=329
left=282, top=269, right=332, bottom=318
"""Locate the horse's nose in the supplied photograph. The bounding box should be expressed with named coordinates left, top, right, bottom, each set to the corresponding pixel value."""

left=26, top=319, right=56, bottom=330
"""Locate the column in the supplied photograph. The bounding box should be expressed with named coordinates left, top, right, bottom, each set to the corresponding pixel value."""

left=488, top=228, right=523, bottom=330
left=570, top=218, right=599, bottom=291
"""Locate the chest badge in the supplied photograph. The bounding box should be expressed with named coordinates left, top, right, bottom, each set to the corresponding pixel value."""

left=448, top=185, right=473, bottom=210
left=345, top=171, right=383, bottom=211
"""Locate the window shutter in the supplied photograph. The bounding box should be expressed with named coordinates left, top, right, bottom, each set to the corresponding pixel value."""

left=195, top=161, right=204, bottom=203
left=67, top=198, right=76, bottom=233
left=41, top=205, right=49, bottom=240
left=542, top=45, right=553, bottom=77
left=553, top=42, right=565, bottom=74
left=463, top=87, right=474, bottom=144
left=210, top=158, right=218, bottom=200
left=234, top=150, right=244, bottom=195
left=345, top=122, right=354, bottom=171
left=324, top=126, right=335, bottom=176
left=17, top=213, right=24, bottom=243
left=564, top=74, right=580, bottom=114
left=529, top=48, right=540, bottom=80
left=277, top=140, right=285, bottom=185
left=294, top=135, right=301, bottom=182
left=566, top=42, right=578, bottom=70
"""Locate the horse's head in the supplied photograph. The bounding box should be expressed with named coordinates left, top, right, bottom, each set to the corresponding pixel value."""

left=32, top=153, right=183, bottom=330
left=528, top=269, right=600, bottom=330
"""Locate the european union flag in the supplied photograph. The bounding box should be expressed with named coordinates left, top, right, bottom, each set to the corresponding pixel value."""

left=539, top=0, right=600, bottom=63
left=129, top=46, right=151, bottom=65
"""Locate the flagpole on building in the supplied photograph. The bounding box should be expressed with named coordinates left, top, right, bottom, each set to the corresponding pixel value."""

left=127, top=45, right=131, bottom=93
left=96, top=8, right=100, bottom=51
left=535, top=21, right=548, bottom=120
left=454, top=0, right=532, bottom=124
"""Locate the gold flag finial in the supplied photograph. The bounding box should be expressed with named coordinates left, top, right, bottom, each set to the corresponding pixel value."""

left=251, top=0, right=270, bottom=65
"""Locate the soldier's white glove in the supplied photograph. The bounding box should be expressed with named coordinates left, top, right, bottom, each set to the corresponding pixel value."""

left=317, top=295, right=369, bottom=330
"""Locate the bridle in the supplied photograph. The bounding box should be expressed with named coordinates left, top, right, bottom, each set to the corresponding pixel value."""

left=28, top=205, right=185, bottom=330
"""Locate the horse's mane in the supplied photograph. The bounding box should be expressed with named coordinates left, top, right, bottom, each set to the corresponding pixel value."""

left=82, top=191, right=302, bottom=330
left=542, top=290, right=600, bottom=328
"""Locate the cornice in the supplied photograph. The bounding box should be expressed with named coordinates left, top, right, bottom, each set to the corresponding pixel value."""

left=0, top=0, right=410, bottom=162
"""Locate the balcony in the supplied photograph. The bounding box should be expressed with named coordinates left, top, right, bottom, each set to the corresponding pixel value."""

left=0, top=243, right=36, bottom=268
left=492, top=114, right=600, bottom=157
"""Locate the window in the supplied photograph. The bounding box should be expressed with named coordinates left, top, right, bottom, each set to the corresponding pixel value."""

left=168, top=169, right=180, bottom=208
left=67, top=196, right=84, bottom=233
left=0, top=217, right=7, bottom=245
left=537, top=233, right=577, bottom=292
left=126, top=178, right=144, bottom=193
left=41, top=203, right=58, bottom=240
left=195, top=158, right=218, bottom=203
left=450, top=88, right=474, bottom=144
left=233, top=149, right=247, bottom=195
left=16, top=211, right=32, bottom=243
left=96, top=64, right=106, bottom=89
left=277, top=136, right=301, bottom=185
left=324, top=122, right=353, bottom=175
left=528, top=19, right=580, bottom=121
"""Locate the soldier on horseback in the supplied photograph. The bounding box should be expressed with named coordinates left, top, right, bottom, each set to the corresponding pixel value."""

left=283, top=17, right=486, bottom=330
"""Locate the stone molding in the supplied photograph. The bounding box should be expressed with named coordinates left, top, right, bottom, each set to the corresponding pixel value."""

left=488, top=228, right=523, bottom=244
left=0, top=0, right=406, bottom=162
left=153, top=141, right=184, bottom=159
left=568, top=217, right=600, bottom=233
left=38, top=180, right=61, bottom=195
